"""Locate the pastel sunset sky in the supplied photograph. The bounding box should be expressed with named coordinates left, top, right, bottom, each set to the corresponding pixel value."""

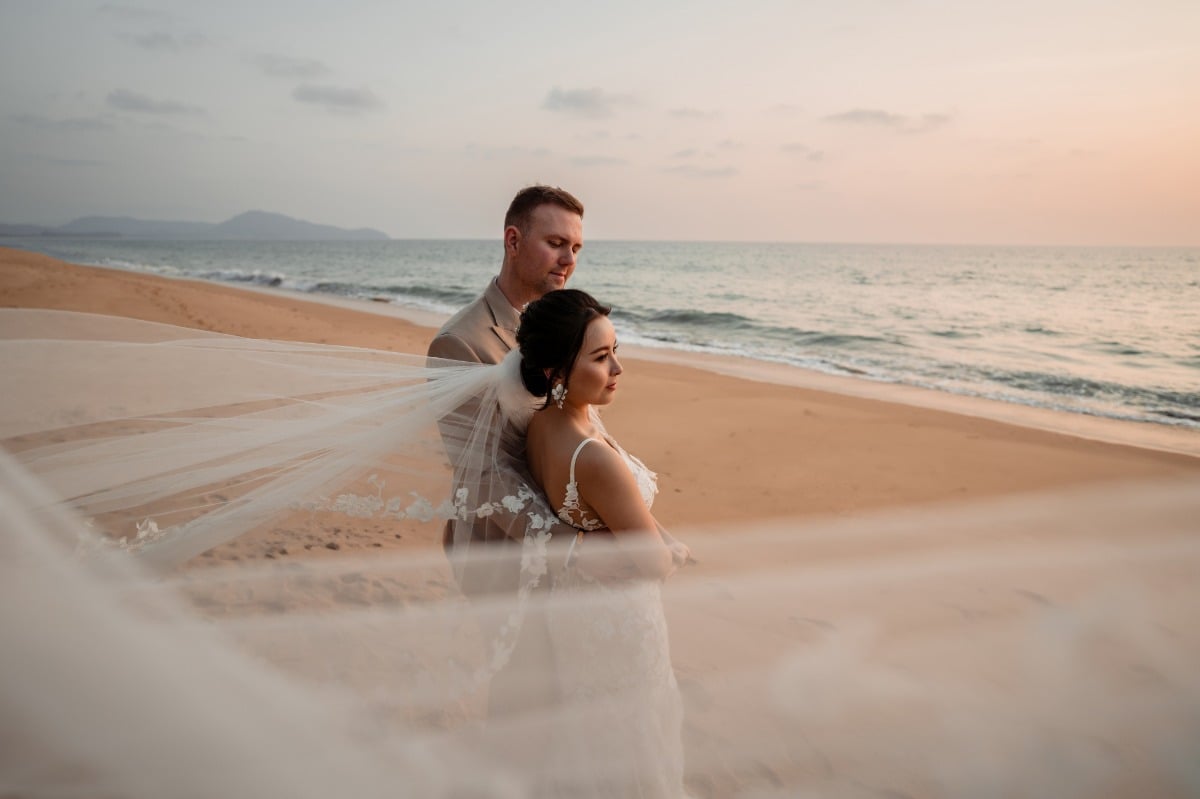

left=2, top=1, right=1197, bottom=245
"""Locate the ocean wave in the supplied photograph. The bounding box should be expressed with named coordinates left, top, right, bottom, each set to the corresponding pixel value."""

left=383, top=283, right=478, bottom=307
left=288, top=280, right=475, bottom=311
left=798, top=331, right=903, bottom=349
left=1152, top=408, right=1200, bottom=423
left=971, top=366, right=1199, bottom=420
left=198, top=268, right=286, bottom=287
left=617, top=306, right=902, bottom=354
left=1089, top=340, right=1147, bottom=357
left=619, top=307, right=756, bottom=329
left=82, top=256, right=182, bottom=276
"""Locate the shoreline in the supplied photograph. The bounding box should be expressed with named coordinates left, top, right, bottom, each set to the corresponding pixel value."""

left=132, top=250, right=1200, bottom=460
left=2, top=245, right=1198, bottom=539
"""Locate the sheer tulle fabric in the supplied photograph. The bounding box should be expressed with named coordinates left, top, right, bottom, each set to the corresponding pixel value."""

left=0, top=308, right=551, bottom=572
left=3, top=309, right=1199, bottom=797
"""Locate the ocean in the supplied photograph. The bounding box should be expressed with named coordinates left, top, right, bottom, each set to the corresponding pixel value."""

left=8, top=237, right=1199, bottom=431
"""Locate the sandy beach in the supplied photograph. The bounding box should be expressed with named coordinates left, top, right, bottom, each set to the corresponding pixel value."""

left=3, top=245, right=1200, bottom=796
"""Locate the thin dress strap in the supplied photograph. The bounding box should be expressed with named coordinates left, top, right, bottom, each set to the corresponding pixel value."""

left=563, top=438, right=598, bottom=566
left=568, top=437, right=594, bottom=486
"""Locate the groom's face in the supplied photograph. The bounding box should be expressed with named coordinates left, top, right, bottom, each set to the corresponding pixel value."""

left=507, top=204, right=583, bottom=301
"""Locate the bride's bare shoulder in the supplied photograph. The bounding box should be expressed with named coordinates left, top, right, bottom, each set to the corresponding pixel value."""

left=570, top=435, right=629, bottom=484
left=526, top=413, right=601, bottom=466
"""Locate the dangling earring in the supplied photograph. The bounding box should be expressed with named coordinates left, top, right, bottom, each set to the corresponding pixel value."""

left=551, top=382, right=567, bottom=409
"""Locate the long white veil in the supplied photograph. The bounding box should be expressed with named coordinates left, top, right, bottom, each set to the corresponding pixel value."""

left=0, top=308, right=560, bottom=567
left=2, top=308, right=1199, bottom=797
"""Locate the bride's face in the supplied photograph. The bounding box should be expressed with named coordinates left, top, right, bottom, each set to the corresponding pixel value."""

left=567, top=315, right=623, bottom=407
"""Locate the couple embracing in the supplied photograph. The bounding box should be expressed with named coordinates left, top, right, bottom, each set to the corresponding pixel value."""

left=429, top=185, right=693, bottom=797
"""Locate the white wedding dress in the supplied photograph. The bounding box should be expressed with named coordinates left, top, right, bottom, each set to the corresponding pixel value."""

left=540, top=436, right=687, bottom=798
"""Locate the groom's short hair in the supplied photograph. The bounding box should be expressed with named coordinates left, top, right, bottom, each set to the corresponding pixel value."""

left=504, top=185, right=584, bottom=234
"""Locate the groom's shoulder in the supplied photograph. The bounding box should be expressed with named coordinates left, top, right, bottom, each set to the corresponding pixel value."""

left=438, top=291, right=490, bottom=332
left=429, top=288, right=492, bottom=362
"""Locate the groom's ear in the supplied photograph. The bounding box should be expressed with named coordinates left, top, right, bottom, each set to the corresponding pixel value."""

left=504, top=225, right=521, bottom=254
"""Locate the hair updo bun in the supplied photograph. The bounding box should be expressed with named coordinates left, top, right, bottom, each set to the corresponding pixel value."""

left=517, top=289, right=612, bottom=408
left=519, top=358, right=551, bottom=398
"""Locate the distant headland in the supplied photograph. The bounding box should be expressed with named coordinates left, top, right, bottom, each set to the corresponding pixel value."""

left=0, top=211, right=390, bottom=241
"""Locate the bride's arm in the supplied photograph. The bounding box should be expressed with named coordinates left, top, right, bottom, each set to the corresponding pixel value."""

left=574, top=445, right=675, bottom=580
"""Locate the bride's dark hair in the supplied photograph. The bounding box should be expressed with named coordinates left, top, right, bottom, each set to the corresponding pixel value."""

left=517, top=289, right=612, bottom=408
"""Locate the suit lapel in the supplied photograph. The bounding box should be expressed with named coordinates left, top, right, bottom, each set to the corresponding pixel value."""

left=483, top=280, right=521, bottom=354
left=490, top=324, right=517, bottom=352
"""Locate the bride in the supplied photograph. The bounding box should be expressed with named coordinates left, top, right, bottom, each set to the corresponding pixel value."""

left=515, top=289, right=692, bottom=797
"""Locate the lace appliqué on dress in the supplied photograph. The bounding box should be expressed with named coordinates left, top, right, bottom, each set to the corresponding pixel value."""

left=558, top=480, right=606, bottom=532
left=556, top=437, right=659, bottom=532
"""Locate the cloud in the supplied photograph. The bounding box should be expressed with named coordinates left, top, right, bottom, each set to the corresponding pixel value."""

left=106, top=89, right=203, bottom=115
left=542, top=87, right=633, bottom=118
left=123, top=31, right=206, bottom=51
left=781, top=143, right=825, bottom=162
left=823, top=108, right=951, bottom=133
left=794, top=180, right=825, bottom=191
left=570, top=155, right=628, bottom=167
left=251, top=53, right=331, bottom=79
left=668, top=107, right=720, bottom=120
left=825, top=108, right=908, bottom=127
left=12, top=113, right=114, bottom=132
left=292, top=84, right=383, bottom=112
left=671, top=148, right=697, bottom=159
left=715, top=139, right=743, bottom=150
left=663, top=164, right=738, bottom=179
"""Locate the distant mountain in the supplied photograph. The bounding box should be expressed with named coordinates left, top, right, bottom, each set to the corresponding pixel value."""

left=212, top=211, right=389, bottom=241
left=1, top=211, right=389, bottom=241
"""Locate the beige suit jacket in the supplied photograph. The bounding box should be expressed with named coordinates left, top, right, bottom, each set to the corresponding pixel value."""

left=427, top=279, right=528, bottom=597
left=427, top=278, right=520, bottom=366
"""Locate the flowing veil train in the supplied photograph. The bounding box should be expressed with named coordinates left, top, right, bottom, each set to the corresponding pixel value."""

left=2, top=308, right=1199, bottom=797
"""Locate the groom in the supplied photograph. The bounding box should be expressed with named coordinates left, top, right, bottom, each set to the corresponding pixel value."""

left=428, top=184, right=585, bottom=715
left=428, top=183, right=585, bottom=591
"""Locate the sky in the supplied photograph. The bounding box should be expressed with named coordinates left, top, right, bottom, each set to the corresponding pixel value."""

left=1, top=0, right=1198, bottom=245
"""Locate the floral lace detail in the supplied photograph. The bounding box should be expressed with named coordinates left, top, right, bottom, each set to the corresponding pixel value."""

left=292, top=475, right=542, bottom=527
left=556, top=437, right=659, bottom=532
left=75, top=516, right=173, bottom=557
left=558, top=479, right=606, bottom=531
